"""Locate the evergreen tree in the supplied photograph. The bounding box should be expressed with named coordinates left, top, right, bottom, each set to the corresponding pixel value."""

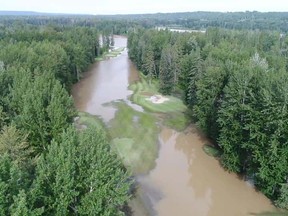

left=159, top=45, right=176, bottom=95
left=8, top=71, right=75, bottom=153
left=31, top=126, right=131, bottom=215
left=142, top=45, right=156, bottom=84
left=0, top=126, right=31, bottom=165
left=0, top=154, right=30, bottom=215
left=276, top=183, right=288, bottom=209
left=193, top=59, right=228, bottom=139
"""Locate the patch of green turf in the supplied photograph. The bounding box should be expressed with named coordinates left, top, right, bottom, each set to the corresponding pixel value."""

left=77, top=111, right=105, bottom=130
left=164, top=112, right=190, bottom=131
left=106, top=47, right=125, bottom=57
left=108, top=102, right=159, bottom=174
left=203, top=144, right=221, bottom=157
left=94, top=47, right=125, bottom=61
left=114, top=47, right=125, bottom=52
left=105, top=53, right=118, bottom=57
left=95, top=57, right=104, bottom=61
left=129, top=77, right=186, bottom=113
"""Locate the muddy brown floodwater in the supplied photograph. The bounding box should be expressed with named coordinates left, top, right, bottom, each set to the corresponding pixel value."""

left=72, top=35, right=140, bottom=122
left=147, top=127, right=276, bottom=216
left=72, top=36, right=276, bottom=216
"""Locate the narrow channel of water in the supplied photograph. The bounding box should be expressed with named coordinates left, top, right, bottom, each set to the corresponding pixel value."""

left=72, top=36, right=139, bottom=123
left=72, top=36, right=276, bottom=216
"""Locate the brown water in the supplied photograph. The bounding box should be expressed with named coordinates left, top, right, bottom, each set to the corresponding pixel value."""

left=146, top=127, right=276, bottom=216
left=72, top=35, right=141, bottom=122
left=72, top=36, right=276, bottom=216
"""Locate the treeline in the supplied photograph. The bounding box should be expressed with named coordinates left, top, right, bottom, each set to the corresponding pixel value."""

left=2, top=11, right=287, bottom=34
left=0, top=15, right=141, bottom=35
left=99, top=11, right=288, bottom=32
left=0, top=19, right=131, bottom=214
left=128, top=28, right=288, bottom=209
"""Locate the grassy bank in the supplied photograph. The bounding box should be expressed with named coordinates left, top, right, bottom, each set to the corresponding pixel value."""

left=203, top=144, right=222, bottom=157
left=129, top=77, right=186, bottom=113
left=74, top=105, right=158, bottom=175
left=129, top=75, right=189, bottom=131
left=76, top=111, right=105, bottom=129
left=95, top=47, right=125, bottom=61
left=108, top=102, right=159, bottom=174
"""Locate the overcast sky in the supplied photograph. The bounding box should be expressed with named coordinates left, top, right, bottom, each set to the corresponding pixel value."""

left=1, top=0, right=287, bottom=15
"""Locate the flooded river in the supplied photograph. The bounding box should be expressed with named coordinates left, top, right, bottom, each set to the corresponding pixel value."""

left=72, top=36, right=276, bottom=216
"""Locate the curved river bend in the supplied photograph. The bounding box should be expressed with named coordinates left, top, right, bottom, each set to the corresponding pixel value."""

left=72, top=36, right=275, bottom=216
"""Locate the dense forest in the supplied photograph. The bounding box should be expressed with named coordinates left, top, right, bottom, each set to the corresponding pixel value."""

left=128, top=28, right=288, bottom=209
left=1, top=11, right=288, bottom=33
left=97, top=11, right=288, bottom=32
left=1, top=11, right=288, bottom=214
left=0, top=18, right=131, bottom=215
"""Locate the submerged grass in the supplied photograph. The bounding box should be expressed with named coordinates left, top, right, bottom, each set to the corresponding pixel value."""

left=77, top=111, right=105, bottom=129
left=203, top=144, right=221, bottom=157
left=108, top=102, right=159, bottom=174
left=164, top=112, right=190, bottom=131
left=95, top=47, right=125, bottom=61
left=252, top=211, right=288, bottom=216
left=76, top=74, right=189, bottom=174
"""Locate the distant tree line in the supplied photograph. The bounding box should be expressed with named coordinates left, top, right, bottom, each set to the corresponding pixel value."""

left=1, top=11, right=288, bottom=35
left=0, top=15, right=141, bottom=35
left=0, top=18, right=131, bottom=215
left=128, top=27, right=288, bottom=209
left=98, top=11, right=288, bottom=32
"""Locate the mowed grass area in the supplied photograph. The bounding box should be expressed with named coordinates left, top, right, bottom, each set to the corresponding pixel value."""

left=108, top=102, right=159, bottom=174
left=95, top=47, right=125, bottom=60
left=129, top=75, right=189, bottom=131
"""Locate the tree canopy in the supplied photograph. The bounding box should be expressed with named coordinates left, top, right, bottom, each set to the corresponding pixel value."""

left=0, top=16, right=131, bottom=215
left=128, top=27, right=288, bottom=209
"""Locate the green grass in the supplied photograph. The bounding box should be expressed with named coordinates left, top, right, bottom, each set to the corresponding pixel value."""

left=252, top=211, right=288, bottom=216
left=129, top=77, right=186, bottom=113
left=76, top=111, right=105, bottom=130
left=95, top=57, right=104, bottom=61
left=203, top=144, right=221, bottom=157
left=95, top=47, right=125, bottom=61
left=108, top=102, right=159, bottom=174
left=113, top=47, right=125, bottom=52
left=76, top=75, right=189, bottom=173
left=105, top=53, right=118, bottom=57
left=164, top=112, right=190, bottom=131
left=75, top=102, right=159, bottom=174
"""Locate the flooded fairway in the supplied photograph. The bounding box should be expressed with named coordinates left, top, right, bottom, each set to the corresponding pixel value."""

left=72, top=36, right=276, bottom=216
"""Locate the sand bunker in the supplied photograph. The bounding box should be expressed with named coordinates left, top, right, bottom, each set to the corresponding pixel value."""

left=146, top=95, right=169, bottom=104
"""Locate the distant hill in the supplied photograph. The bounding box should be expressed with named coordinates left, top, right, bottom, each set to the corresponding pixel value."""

left=96, top=11, right=288, bottom=20
left=0, top=11, right=49, bottom=16
left=0, top=11, right=91, bottom=16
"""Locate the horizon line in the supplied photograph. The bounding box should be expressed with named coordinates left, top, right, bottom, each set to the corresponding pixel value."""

left=0, top=10, right=288, bottom=16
